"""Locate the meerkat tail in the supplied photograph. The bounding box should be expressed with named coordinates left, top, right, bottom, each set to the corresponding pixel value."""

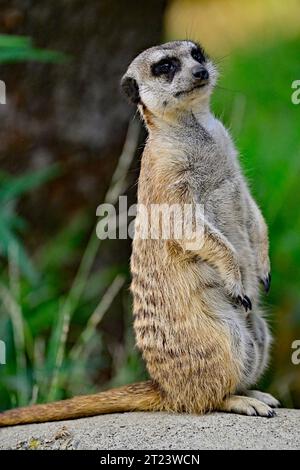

left=0, top=381, right=162, bottom=427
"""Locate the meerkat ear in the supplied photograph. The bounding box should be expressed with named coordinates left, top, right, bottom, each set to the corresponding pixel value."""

left=121, top=76, right=140, bottom=105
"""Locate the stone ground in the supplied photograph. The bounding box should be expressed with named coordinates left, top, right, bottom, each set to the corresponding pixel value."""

left=0, top=409, right=299, bottom=450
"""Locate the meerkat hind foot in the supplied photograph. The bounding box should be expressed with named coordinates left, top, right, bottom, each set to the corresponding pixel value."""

left=244, top=390, right=280, bottom=408
left=218, top=395, right=276, bottom=418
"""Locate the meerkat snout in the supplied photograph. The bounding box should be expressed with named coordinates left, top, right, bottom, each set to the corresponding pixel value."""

left=191, top=64, right=209, bottom=81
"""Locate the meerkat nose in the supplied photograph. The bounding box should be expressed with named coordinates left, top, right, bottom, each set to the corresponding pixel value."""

left=192, top=65, right=209, bottom=81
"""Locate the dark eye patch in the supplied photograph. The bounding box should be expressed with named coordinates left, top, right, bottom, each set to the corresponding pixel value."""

left=151, top=57, right=181, bottom=81
left=191, top=46, right=206, bottom=64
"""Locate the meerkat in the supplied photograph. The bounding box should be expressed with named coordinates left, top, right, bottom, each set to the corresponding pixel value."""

left=0, top=40, right=280, bottom=427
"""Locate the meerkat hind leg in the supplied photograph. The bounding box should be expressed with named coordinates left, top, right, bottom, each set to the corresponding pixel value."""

left=218, top=395, right=276, bottom=418
left=244, top=390, right=280, bottom=408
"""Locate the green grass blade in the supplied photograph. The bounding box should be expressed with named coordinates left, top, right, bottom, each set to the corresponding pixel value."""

left=0, top=282, right=28, bottom=406
left=0, top=34, right=32, bottom=48
left=0, top=165, right=60, bottom=203
left=70, top=275, right=126, bottom=361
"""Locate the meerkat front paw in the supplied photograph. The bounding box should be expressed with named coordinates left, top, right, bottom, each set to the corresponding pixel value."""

left=260, top=272, right=271, bottom=294
left=257, top=255, right=271, bottom=294
left=223, top=276, right=252, bottom=313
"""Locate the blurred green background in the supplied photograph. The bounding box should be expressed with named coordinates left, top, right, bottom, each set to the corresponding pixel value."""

left=0, top=0, right=299, bottom=411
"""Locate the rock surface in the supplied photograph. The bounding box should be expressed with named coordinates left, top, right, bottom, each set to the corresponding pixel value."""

left=0, top=409, right=299, bottom=450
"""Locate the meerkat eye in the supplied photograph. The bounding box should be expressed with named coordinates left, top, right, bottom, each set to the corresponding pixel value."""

left=191, top=47, right=205, bottom=64
left=151, top=58, right=180, bottom=78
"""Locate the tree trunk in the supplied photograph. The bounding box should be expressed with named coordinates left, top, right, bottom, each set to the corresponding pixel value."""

left=0, top=0, right=167, bottom=237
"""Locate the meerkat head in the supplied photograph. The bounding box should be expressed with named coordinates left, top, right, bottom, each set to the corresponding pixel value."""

left=121, top=40, right=217, bottom=123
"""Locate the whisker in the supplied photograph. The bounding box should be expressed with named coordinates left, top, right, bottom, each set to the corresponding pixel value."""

left=213, top=53, right=231, bottom=65
left=215, top=84, right=241, bottom=94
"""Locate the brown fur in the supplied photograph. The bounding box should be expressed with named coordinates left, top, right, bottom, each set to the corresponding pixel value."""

left=0, top=382, right=161, bottom=426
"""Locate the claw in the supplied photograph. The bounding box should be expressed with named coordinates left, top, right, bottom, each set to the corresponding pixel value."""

left=261, top=272, right=271, bottom=294
left=237, top=295, right=252, bottom=312
left=244, top=295, right=252, bottom=310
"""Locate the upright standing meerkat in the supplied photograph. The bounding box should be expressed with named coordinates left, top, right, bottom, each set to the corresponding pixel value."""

left=0, top=40, right=279, bottom=426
